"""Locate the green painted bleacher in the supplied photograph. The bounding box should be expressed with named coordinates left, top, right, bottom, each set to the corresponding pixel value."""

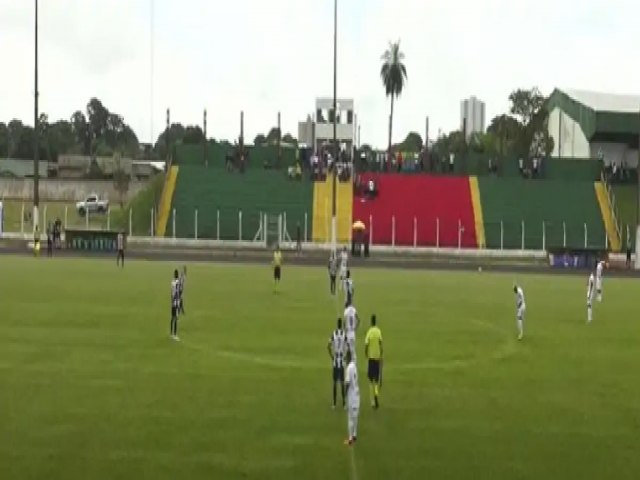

left=612, top=184, right=638, bottom=250
left=175, top=143, right=297, bottom=169
left=171, top=165, right=314, bottom=240
left=478, top=178, right=606, bottom=249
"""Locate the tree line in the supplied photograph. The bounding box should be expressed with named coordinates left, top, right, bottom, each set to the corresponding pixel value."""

left=0, top=98, right=301, bottom=162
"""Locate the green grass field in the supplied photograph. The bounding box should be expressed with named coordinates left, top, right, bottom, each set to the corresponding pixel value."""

left=1, top=256, right=639, bottom=479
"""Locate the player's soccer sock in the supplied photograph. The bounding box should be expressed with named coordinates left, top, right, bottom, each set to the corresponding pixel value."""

left=588, top=306, right=592, bottom=323
left=517, top=319, right=524, bottom=338
left=341, top=384, right=345, bottom=406
left=332, top=383, right=337, bottom=407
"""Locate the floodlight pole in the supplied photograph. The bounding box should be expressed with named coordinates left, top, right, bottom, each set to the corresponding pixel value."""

left=33, top=0, right=40, bottom=231
left=331, top=0, right=338, bottom=250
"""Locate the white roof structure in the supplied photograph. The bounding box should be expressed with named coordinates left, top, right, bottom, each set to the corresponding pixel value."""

left=563, top=89, right=640, bottom=113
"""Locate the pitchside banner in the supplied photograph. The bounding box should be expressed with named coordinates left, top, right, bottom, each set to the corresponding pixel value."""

left=65, top=229, right=120, bottom=252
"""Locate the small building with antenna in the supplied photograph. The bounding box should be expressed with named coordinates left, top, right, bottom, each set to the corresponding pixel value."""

left=298, top=98, right=357, bottom=153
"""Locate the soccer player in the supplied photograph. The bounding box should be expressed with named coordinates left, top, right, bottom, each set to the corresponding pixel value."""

left=513, top=284, right=526, bottom=340
left=343, top=348, right=360, bottom=446
left=328, top=250, right=338, bottom=295
left=170, top=269, right=180, bottom=340
left=327, top=318, right=346, bottom=409
left=587, top=271, right=595, bottom=323
left=364, top=314, right=383, bottom=409
left=116, top=231, right=125, bottom=268
left=178, top=265, right=186, bottom=314
left=272, top=245, right=282, bottom=292
left=339, top=246, right=349, bottom=291
left=344, top=270, right=354, bottom=307
left=595, top=259, right=605, bottom=302
left=343, top=300, right=359, bottom=361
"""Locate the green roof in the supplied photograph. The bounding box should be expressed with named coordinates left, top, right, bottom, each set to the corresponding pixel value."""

left=546, top=88, right=640, bottom=143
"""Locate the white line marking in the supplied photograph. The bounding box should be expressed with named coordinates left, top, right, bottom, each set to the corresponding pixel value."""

left=349, top=446, right=359, bottom=480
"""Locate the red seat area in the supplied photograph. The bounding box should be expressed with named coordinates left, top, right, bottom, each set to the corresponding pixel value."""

left=353, top=174, right=477, bottom=247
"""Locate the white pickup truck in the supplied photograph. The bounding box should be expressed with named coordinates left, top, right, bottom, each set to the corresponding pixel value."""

left=76, top=194, right=109, bottom=216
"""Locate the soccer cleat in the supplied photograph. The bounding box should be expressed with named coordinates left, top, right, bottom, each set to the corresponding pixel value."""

left=517, top=334, right=523, bottom=341
left=343, top=437, right=354, bottom=446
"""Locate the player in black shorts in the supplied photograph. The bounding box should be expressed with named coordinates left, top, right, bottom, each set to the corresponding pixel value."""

left=272, top=246, right=282, bottom=291
left=170, top=269, right=180, bottom=340
left=327, top=318, right=346, bottom=409
left=116, top=232, right=125, bottom=268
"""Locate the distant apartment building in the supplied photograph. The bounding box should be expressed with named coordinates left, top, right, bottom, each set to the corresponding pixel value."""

left=460, top=96, right=485, bottom=139
left=298, top=98, right=356, bottom=152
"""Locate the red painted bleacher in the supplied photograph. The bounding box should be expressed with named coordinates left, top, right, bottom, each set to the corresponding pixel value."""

left=353, top=174, right=477, bottom=247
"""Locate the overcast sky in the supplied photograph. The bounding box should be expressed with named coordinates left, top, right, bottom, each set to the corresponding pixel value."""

left=1, top=0, right=639, bottom=148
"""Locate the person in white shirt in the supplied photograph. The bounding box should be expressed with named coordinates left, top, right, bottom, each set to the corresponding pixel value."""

left=343, top=301, right=359, bottom=361
left=513, top=284, right=526, bottom=340
left=587, top=272, right=595, bottom=323
left=595, top=260, right=605, bottom=302
left=343, top=348, right=360, bottom=446
left=339, top=247, right=349, bottom=290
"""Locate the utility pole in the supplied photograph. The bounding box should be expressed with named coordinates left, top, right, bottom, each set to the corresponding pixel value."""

left=203, top=109, right=207, bottom=167
left=165, top=108, right=170, bottom=164
left=277, top=111, right=281, bottom=167
left=33, top=0, right=40, bottom=231
left=331, top=0, right=338, bottom=250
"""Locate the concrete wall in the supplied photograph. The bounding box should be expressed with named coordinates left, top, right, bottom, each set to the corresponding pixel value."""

left=0, top=178, right=150, bottom=202
left=548, top=107, right=590, bottom=157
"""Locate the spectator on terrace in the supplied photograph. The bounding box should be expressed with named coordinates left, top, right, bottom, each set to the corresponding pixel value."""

left=366, top=179, right=378, bottom=200
left=518, top=157, right=524, bottom=175
left=397, top=151, right=403, bottom=172
left=449, top=153, right=454, bottom=173
left=532, top=158, right=539, bottom=178
left=296, top=222, right=302, bottom=255
left=626, top=238, right=632, bottom=269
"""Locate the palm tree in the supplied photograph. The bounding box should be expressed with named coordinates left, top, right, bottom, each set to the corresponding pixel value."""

left=380, top=41, right=407, bottom=153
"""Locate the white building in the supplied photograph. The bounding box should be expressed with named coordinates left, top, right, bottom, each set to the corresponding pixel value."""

left=460, top=96, right=485, bottom=139
left=546, top=88, right=639, bottom=167
left=298, top=98, right=356, bottom=152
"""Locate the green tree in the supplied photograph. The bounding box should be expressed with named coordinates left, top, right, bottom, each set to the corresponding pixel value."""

left=253, top=134, right=266, bottom=146
left=380, top=41, right=407, bottom=153
left=0, top=122, right=8, bottom=157
left=395, top=131, right=423, bottom=152
left=281, top=133, right=297, bottom=146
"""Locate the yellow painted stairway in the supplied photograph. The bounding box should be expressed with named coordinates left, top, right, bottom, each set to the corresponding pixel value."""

left=594, top=181, right=621, bottom=251
left=312, top=177, right=353, bottom=244
left=155, top=166, right=179, bottom=237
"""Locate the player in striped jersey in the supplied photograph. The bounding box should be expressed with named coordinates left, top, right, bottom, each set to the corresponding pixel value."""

left=327, top=318, right=347, bottom=409
left=587, top=272, right=595, bottom=323
left=343, top=301, right=359, bottom=361
left=178, top=265, right=186, bottom=314
left=513, top=284, right=526, bottom=340
left=170, top=269, right=180, bottom=340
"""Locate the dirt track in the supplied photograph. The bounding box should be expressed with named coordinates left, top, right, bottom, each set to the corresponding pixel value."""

left=1, top=245, right=638, bottom=278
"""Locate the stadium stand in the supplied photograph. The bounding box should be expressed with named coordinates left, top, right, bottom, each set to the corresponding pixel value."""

left=169, top=165, right=313, bottom=240
left=477, top=177, right=607, bottom=249
left=352, top=173, right=478, bottom=247
left=312, top=177, right=353, bottom=244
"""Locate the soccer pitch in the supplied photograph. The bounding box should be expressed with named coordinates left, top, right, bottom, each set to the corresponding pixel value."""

left=1, top=256, right=639, bottom=480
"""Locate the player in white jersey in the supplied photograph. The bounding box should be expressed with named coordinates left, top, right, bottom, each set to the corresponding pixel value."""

left=595, top=260, right=605, bottom=302
left=339, top=247, right=349, bottom=291
left=343, top=348, right=360, bottom=446
left=587, top=272, right=595, bottom=323
left=344, top=270, right=354, bottom=307
left=327, top=318, right=347, bottom=409
left=343, top=301, right=360, bottom=361
left=513, top=284, right=526, bottom=340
